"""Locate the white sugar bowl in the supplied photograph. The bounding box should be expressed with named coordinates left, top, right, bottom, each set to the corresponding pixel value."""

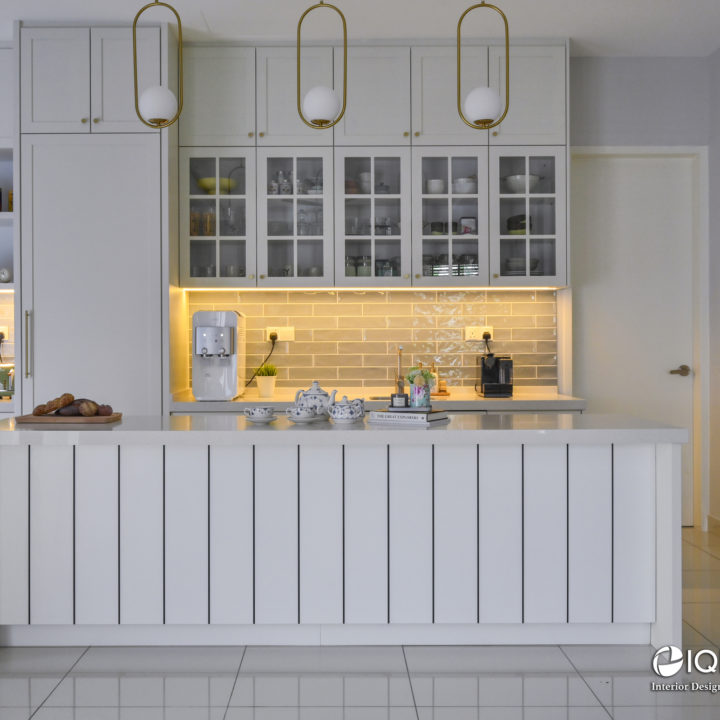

left=328, top=395, right=365, bottom=424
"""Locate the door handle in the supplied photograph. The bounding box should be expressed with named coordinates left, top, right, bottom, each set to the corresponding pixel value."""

left=24, top=310, right=32, bottom=378
left=669, top=364, right=691, bottom=377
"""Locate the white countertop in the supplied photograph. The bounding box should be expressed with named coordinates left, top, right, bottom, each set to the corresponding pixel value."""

left=0, top=413, right=687, bottom=447
left=172, top=386, right=587, bottom=413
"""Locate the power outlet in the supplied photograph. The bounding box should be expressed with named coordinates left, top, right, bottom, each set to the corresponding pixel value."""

left=266, top=326, right=295, bottom=342
left=464, top=326, right=493, bottom=341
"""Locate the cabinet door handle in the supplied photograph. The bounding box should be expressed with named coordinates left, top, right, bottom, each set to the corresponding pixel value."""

left=259, top=274, right=266, bottom=279
left=403, top=131, right=409, bottom=137
left=93, top=118, right=100, bottom=124
left=669, top=364, right=691, bottom=377
left=414, top=131, right=420, bottom=137
left=415, top=273, right=421, bottom=279
left=492, top=131, right=498, bottom=136
left=259, top=132, right=265, bottom=138
left=493, top=273, right=499, bottom=278
left=403, top=273, right=409, bottom=279
left=248, top=273, right=255, bottom=279
left=81, top=118, right=88, bottom=124
left=24, top=310, right=32, bottom=378
left=248, top=132, right=254, bottom=137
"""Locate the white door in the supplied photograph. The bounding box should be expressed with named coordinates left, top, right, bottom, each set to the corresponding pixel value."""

left=180, top=46, right=255, bottom=146
left=572, top=153, right=697, bottom=524
left=334, top=46, right=411, bottom=146
left=257, top=46, right=333, bottom=146
left=21, top=28, right=90, bottom=133
left=21, top=134, right=162, bottom=414
left=90, top=27, right=161, bottom=133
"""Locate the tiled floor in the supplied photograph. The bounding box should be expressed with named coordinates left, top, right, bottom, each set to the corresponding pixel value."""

left=2, top=528, right=720, bottom=720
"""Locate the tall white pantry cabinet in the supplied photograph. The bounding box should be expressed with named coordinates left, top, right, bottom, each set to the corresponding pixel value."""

left=17, top=25, right=174, bottom=414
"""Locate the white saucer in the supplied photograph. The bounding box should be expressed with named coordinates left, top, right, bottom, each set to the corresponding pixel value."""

left=287, top=415, right=318, bottom=424
left=330, top=416, right=364, bottom=424
left=245, top=415, right=277, bottom=424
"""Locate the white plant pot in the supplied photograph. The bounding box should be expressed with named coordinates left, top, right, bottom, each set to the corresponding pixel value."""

left=256, top=375, right=276, bottom=399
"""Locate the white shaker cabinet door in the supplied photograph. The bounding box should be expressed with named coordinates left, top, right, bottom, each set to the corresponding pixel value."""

left=21, top=134, right=162, bottom=415
left=0, top=48, right=14, bottom=142
left=255, top=444, right=299, bottom=624
left=334, top=46, right=411, bottom=146
left=29, top=446, right=74, bottom=624
left=434, top=445, right=478, bottom=623
left=21, top=28, right=90, bottom=133
left=90, top=27, right=161, bottom=133
left=165, top=445, right=209, bottom=624
left=257, top=47, right=333, bottom=146
left=120, top=445, right=164, bottom=624
left=75, top=445, right=119, bottom=625
left=411, top=46, right=489, bottom=146
left=344, top=445, right=388, bottom=624
left=488, top=45, right=566, bottom=146
left=181, top=46, right=255, bottom=146
left=0, top=447, right=29, bottom=625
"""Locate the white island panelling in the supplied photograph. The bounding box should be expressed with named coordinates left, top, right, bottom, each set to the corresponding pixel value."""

left=29, top=446, right=74, bottom=625
left=164, top=445, right=209, bottom=624
left=75, top=445, right=118, bottom=625
left=120, top=446, right=164, bottom=625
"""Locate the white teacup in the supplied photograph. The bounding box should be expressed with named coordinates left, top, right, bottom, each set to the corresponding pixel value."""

left=245, top=407, right=275, bottom=419
left=286, top=405, right=316, bottom=420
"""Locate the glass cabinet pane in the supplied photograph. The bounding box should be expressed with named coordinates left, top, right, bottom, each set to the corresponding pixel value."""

left=529, top=198, right=556, bottom=235
left=267, top=157, right=294, bottom=195
left=451, top=157, right=478, bottom=193
left=190, top=199, right=216, bottom=237
left=529, top=156, right=555, bottom=194
left=219, top=198, right=245, bottom=236
left=345, top=157, right=371, bottom=194
left=219, top=240, right=246, bottom=277
left=297, top=199, right=323, bottom=236
left=530, top=239, right=556, bottom=276
left=499, top=197, right=526, bottom=236
left=190, top=157, right=215, bottom=195
left=268, top=240, right=294, bottom=277
left=190, top=240, right=216, bottom=278
left=297, top=239, right=324, bottom=277
left=375, top=157, right=401, bottom=194
left=499, top=238, right=527, bottom=276
left=267, top=199, right=294, bottom=236
left=218, top=157, right=246, bottom=195
left=422, top=157, right=449, bottom=194
left=297, top=157, right=323, bottom=195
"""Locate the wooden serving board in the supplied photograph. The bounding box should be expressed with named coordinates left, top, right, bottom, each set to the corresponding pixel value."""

left=15, top=412, right=123, bottom=424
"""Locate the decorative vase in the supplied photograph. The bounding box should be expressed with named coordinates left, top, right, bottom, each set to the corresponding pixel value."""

left=256, top=375, right=276, bottom=399
left=409, top=384, right=431, bottom=408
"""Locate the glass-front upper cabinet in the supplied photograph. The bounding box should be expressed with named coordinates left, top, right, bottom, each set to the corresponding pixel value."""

left=180, top=148, right=256, bottom=287
left=489, top=146, right=566, bottom=286
left=411, top=148, right=489, bottom=286
left=257, top=148, right=333, bottom=286
left=334, top=148, right=411, bottom=286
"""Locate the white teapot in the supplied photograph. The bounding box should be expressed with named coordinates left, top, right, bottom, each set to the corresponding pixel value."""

left=294, top=380, right=332, bottom=416
left=328, top=393, right=365, bottom=424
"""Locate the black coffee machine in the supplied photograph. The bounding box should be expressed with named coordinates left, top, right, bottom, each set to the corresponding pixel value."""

left=477, top=332, right=513, bottom=397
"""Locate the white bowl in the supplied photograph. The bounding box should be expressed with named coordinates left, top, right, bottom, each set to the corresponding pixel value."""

left=504, top=174, right=540, bottom=193
left=426, top=179, right=446, bottom=194
left=506, top=257, right=525, bottom=271
left=454, top=178, right=477, bottom=194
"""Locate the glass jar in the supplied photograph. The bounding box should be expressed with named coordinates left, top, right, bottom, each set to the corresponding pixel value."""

left=345, top=256, right=357, bottom=276
left=357, top=256, right=372, bottom=277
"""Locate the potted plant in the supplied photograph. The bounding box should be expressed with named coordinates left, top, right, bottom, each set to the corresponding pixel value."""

left=255, top=363, right=278, bottom=398
left=405, top=366, right=436, bottom=408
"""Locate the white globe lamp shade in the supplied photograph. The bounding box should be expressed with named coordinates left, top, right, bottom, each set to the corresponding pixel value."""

left=138, top=85, right=178, bottom=126
left=303, top=85, right=341, bottom=126
left=463, top=86, right=503, bottom=126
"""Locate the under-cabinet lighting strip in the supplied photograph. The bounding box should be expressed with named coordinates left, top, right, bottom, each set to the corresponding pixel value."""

left=181, top=286, right=561, bottom=293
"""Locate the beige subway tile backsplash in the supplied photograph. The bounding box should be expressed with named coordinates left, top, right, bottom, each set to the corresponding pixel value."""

left=185, top=289, right=558, bottom=389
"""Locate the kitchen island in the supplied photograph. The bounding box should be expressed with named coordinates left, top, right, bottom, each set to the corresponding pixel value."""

left=0, top=414, right=684, bottom=649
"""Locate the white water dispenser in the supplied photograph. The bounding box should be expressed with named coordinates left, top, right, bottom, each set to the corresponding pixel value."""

left=192, top=311, right=246, bottom=401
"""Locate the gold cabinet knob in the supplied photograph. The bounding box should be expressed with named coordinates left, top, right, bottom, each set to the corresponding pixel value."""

left=248, top=131, right=254, bottom=137
left=93, top=118, right=100, bottom=124
left=414, top=131, right=420, bottom=137
left=259, top=132, right=265, bottom=138
left=248, top=273, right=255, bottom=279
left=403, top=273, right=409, bottom=279
left=403, top=131, right=409, bottom=137
left=493, top=273, right=499, bottom=278
left=415, top=273, right=421, bottom=279
left=81, top=118, right=88, bottom=123
left=492, top=131, right=498, bottom=136
left=259, top=274, right=266, bottom=279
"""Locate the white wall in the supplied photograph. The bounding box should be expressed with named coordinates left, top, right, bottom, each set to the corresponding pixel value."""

left=708, top=47, right=720, bottom=522
left=570, top=57, right=710, bottom=146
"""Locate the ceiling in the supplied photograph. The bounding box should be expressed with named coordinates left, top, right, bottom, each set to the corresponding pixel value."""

left=2, top=0, right=720, bottom=57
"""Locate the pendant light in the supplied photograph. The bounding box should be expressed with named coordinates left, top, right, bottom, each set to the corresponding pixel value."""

left=457, top=2, right=509, bottom=129
left=133, top=0, right=184, bottom=128
left=297, top=1, right=347, bottom=129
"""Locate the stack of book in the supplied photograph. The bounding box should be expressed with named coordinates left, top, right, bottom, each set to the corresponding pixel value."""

left=367, top=407, right=450, bottom=426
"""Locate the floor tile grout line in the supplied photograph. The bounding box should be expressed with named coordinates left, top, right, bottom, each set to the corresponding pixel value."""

left=401, top=645, right=421, bottom=720
left=28, top=645, right=91, bottom=719
left=558, top=644, right=614, bottom=720
left=223, top=645, right=248, bottom=720
left=682, top=618, right=719, bottom=649
left=682, top=537, right=720, bottom=561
